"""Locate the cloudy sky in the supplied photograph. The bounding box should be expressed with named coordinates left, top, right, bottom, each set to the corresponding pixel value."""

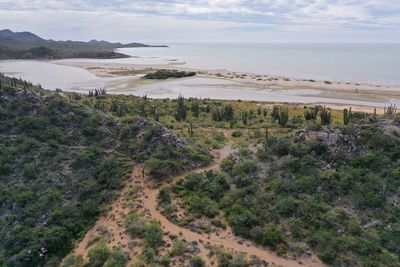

left=0, top=0, right=399, bottom=43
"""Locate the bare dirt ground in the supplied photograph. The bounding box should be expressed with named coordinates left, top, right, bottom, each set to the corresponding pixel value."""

left=67, top=143, right=325, bottom=266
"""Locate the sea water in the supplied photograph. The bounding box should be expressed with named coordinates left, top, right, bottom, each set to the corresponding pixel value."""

left=118, top=42, right=400, bottom=86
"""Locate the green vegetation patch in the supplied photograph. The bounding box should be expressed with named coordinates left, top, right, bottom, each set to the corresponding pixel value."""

left=144, top=69, right=196, bottom=79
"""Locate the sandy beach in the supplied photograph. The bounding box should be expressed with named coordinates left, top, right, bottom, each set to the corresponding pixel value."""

left=52, top=59, right=400, bottom=94
left=51, top=59, right=400, bottom=113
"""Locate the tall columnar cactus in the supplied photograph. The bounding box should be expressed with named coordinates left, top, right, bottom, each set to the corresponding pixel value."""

left=320, top=107, right=332, bottom=125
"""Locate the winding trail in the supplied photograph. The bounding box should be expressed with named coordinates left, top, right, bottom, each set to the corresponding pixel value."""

left=68, top=142, right=324, bottom=266
left=140, top=143, right=325, bottom=267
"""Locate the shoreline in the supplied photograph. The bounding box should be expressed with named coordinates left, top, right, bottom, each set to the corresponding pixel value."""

left=2, top=58, right=399, bottom=113
left=52, top=59, right=400, bottom=95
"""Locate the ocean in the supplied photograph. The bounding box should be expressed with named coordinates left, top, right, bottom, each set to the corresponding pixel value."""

left=118, top=43, right=400, bottom=86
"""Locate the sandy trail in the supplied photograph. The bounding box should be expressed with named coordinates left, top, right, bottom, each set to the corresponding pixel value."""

left=68, top=142, right=324, bottom=266
left=141, top=143, right=324, bottom=267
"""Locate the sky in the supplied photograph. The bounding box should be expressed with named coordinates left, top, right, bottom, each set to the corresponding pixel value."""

left=0, top=0, right=399, bottom=43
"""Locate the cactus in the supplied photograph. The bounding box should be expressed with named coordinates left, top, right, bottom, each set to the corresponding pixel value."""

left=278, top=107, right=289, bottom=126
left=188, top=121, right=194, bottom=137
left=343, top=109, right=350, bottom=125
left=384, top=104, right=397, bottom=116
left=320, top=107, right=332, bottom=125
left=191, top=100, right=199, bottom=117
left=175, top=95, right=187, bottom=121
left=304, top=106, right=318, bottom=120
left=271, top=105, right=280, bottom=121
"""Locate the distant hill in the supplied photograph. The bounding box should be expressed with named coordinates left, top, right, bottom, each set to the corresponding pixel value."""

left=0, top=29, right=167, bottom=59
left=0, top=29, right=44, bottom=42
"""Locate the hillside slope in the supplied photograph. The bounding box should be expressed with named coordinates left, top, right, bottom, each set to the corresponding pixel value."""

left=171, top=118, right=400, bottom=266
left=0, top=74, right=209, bottom=266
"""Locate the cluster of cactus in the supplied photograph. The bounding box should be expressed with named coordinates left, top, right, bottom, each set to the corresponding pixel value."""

left=320, top=107, right=332, bottom=125
left=256, top=107, right=268, bottom=117
left=304, top=106, right=319, bottom=120
left=271, top=105, right=289, bottom=126
left=241, top=111, right=249, bottom=125
left=175, top=95, right=187, bottom=121
left=109, top=101, right=129, bottom=116
left=241, top=110, right=256, bottom=126
left=88, top=88, right=107, bottom=97
left=384, top=104, right=397, bottom=116
left=343, top=107, right=352, bottom=125
left=191, top=100, right=200, bottom=118
left=212, top=104, right=235, bottom=122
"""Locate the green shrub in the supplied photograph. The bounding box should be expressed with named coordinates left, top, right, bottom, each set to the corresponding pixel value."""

left=146, top=157, right=171, bottom=178
left=262, top=226, right=285, bottom=248
left=160, top=254, right=171, bottom=266
left=187, top=194, right=219, bottom=218
left=171, top=240, right=187, bottom=256
left=104, top=247, right=129, bottom=267
left=125, top=212, right=147, bottom=238
left=231, top=130, right=242, bottom=137
left=143, top=223, right=164, bottom=248
left=158, top=186, right=172, bottom=205
left=190, top=255, right=206, bottom=267
left=141, top=247, right=156, bottom=263
left=61, top=254, right=83, bottom=267
left=87, top=242, right=110, bottom=267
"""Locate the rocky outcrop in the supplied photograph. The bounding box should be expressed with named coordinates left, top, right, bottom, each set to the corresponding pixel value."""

left=134, top=118, right=186, bottom=149
left=290, top=125, right=364, bottom=156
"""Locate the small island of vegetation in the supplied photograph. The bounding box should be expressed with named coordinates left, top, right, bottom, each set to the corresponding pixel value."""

left=144, top=69, right=196, bottom=80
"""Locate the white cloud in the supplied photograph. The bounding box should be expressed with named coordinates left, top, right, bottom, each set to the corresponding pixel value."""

left=0, top=0, right=399, bottom=42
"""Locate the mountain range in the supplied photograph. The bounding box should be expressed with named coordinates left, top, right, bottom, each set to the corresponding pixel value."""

left=0, top=29, right=167, bottom=59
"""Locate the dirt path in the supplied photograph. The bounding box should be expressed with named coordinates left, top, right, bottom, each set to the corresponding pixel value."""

left=68, top=142, right=324, bottom=266
left=141, top=143, right=324, bottom=267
